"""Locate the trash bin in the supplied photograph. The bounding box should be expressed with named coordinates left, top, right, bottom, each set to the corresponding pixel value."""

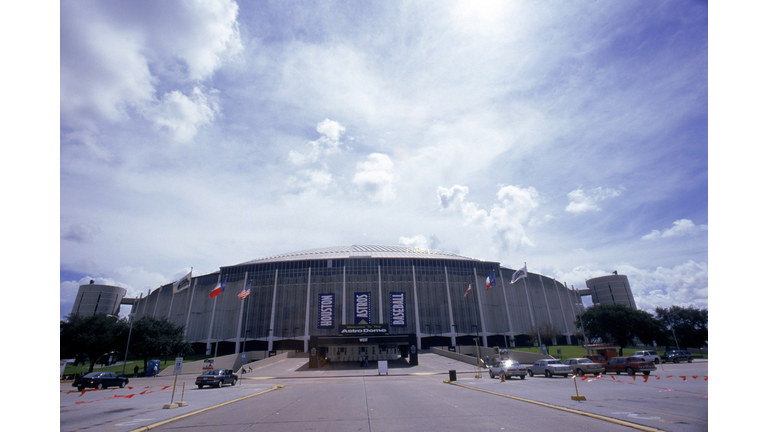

left=449, top=370, right=457, bottom=381
left=378, top=361, right=388, bottom=375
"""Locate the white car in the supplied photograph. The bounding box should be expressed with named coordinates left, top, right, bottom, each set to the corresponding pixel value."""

left=488, top=359, right=527, bottom=380
left=632, top=350, right=661, bottom=364
left=527, top=359, right=571, bottom=378
left=564, top=358, right=605, bottom=376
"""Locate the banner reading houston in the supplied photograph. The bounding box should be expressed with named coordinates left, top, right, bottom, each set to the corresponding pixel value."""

left=317, top=293, right=334, bottom=329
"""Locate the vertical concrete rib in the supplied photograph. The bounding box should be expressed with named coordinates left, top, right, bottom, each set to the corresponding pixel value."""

left=183, top=278, right=197, bottom=338
left=473, top=267, right=488, bottom=347
left=268, top=269, right=278, bottom=351
left=444, top=266, right=456, bottom=346
left=412, top=265, right=421, bottom=349
left=304, top=267, right=312, bottom=352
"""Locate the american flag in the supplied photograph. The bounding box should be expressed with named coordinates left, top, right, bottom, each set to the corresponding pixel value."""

left=238, top=283, right=251, bottom=300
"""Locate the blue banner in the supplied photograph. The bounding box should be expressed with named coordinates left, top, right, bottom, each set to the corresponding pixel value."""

left=390, top=292, right=406, bottom=326
left=354, top=292, right=372, bottom=324
left=317, top=293, right=334, bottom=328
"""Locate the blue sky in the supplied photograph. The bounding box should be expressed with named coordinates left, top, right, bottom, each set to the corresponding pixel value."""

left=55, top=0, right=711, bottom=320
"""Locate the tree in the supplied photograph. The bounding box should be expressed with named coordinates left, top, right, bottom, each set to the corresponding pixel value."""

left=128, top=316, right=191, bottom=373
left=655, top=306, right=708, bottom=350
left=576, top=304, right=666, bottom=352
left=60, top=314, right=128, bottom=373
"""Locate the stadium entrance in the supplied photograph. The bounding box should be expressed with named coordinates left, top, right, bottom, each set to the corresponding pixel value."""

left=308, top=332, right=418, bottom=368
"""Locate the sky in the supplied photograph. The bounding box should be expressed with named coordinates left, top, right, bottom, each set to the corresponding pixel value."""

left=54, top=0, right=713, bottom=320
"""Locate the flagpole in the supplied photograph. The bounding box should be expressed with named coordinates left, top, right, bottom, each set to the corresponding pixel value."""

left=236, top=272, right=248, bottom=359
left=521, top=262, right=541, bottom=347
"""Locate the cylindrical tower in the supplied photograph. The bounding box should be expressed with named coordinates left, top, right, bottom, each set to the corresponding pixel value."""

left=585, top=274, right=636, bottom=309
left=70, top=283, right=127, bottom=316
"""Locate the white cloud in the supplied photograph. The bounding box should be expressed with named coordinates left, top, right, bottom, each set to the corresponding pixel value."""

left=398, top=235, right=430, bottom=250
left=144, top=87, right=220, bottom=143
left=287, top=169, right=336, bottom=193
left=565, top=186, right=624, bottom=213
left=642, top=219, right=708, bottom=240
left=290, top=119, right=347, bottom=165
left=60, top=0, right=242, bottom=143
left=353, top=153, right=396, bottom=203
left=437, top=184, right=539, bottom=250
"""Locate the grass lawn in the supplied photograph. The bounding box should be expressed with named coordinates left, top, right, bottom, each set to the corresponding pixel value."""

left=62, top=354, right=212, bottom=378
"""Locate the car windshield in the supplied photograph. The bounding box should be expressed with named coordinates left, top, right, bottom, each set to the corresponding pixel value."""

left=501, top=360, right=519, bottom=367
left=577, top=359, right=590, bottom=363
left=84, top=372, right=104, bottom=378
left=627, top=357, right=643, bottom=362
left=548, top=360, right=564, bottom=364
left=202, top=370, right=223, bottom=375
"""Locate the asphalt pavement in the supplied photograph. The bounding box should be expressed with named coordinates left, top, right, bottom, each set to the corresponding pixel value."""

left=60, top=354, right=708, bottom=432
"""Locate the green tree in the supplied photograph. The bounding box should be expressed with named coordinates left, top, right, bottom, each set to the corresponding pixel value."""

left=60, top=313, right=128, bottom=373
left=655, top=306, right=708, bottom=350
left=576, top=304, right=666, bottom=353
left=129, top=316, right=191, bottom=373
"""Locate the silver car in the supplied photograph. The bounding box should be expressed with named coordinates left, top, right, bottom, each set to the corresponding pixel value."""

left=488, top=359, right=527, bottom=380
left=564, top=358, right=605, bottom=376
left=527, top=359, right=571, bottom=378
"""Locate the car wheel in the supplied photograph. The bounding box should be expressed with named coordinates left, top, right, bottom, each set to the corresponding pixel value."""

left=77, top=386, right=84, bottom=391
left=489, top=370, right=494, bottom=379
left=688, top=358, right=693, bottom=363
left=673, top=358, right=679, bottom=363
left=198, top=384, right=204, bottom=389
left=576, top=368, right=584, bottom=376
left=527, top=370, right=533, bottom=377
left=643, top=371, right=650, bottom=376
left=96, top=383, right=104, bottom=389
left=545, top=370, right=552, bottom=378
left=519, top=374, right=525, bottom=380
left=626, top=367, right=635, bottom=376
left=232, top=378, right=237, bottom=386
left=120, top=381, right=126, bottom=388
left=216, top=381, right=222, bottom=388
left=594, top=373, right=600, bottom=377
left=654, top=358, right=660, bottom=364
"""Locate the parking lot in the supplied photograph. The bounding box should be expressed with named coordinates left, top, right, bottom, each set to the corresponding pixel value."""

left=60, top=353, right=707, bottom=432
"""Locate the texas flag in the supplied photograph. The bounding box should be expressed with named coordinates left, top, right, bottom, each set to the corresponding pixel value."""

left=486, top=273, right=496, bottom=290
left=209, top=279, right=226, bottom=298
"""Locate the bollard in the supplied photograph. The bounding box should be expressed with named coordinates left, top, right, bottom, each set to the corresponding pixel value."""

left=449, top=370, right=457, bottom=382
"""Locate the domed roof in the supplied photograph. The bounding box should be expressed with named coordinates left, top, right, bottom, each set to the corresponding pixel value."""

left=236, top=245, right=485, bottom=265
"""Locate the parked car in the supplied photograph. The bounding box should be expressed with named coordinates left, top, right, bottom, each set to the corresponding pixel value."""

left=564, top=358, right=605, bottom=376
left=661, top=350, right=694, bottom=363
left=604, top=356, right=656, bottom=376
left=527, top=359, right=571, bottom=378
left=488, top=359, right=527, bottom=380
left=632, top=350, right=661, bottom=364
left=584, top=354, right=608, bottom=364
left=72, top=371, right=129, bottom=390
left=195, top=369, right=238, bottom=388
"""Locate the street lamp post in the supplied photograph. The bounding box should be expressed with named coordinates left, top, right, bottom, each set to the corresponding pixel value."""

left=121, top=314, right=135, bottom=377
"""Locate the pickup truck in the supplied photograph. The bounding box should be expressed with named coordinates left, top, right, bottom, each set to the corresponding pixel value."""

left=604, top=356, right=656, bottom=376
left=661, top=349, right=694, bottom=363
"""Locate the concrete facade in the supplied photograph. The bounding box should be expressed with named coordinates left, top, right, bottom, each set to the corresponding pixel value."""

left=71, top=283, right=127, bottom=317
left=127, top=246, right=592, bottom=355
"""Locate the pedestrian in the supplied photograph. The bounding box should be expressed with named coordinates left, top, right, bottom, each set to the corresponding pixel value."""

left=152, top=364, right=158, bottom=377
left=486, top=356, right=490, bottom=367
left=359, top=355, right=363, bottom=367
left=364, top=355, right=368, bottom=367
left=133, top=365, right=139, bottom=377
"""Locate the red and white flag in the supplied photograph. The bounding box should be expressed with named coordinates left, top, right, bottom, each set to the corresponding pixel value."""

left=464, top=283, right=472, bottom=299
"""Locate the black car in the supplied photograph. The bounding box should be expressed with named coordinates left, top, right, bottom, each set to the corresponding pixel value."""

left=72, top=372, right=129, bottom=390
left=661, top=349, right=694, bottom=363
left=195, top=369, right=238, bottom=388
